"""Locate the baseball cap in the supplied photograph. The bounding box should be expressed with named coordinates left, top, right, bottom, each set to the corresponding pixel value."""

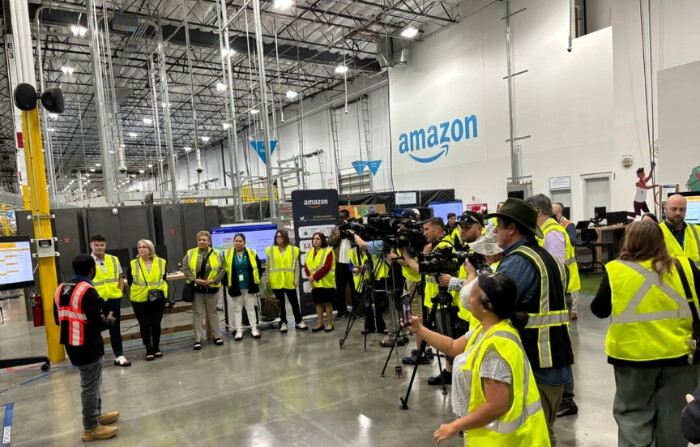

left=458, top=211, right=484, bottom=227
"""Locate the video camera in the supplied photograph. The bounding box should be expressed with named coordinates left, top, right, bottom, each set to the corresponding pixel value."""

left=418, top=247, right=487, bottom=276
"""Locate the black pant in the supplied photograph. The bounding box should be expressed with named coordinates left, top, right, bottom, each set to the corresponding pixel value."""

left=334, top=262, right=354, bottom=316
left=102, top=298, right=123, bottom=357
left=364, top=280, right=389, bottom=332
left=273, top=288, right=302, bottom=325
left=131, top=300, right=165, bottom=354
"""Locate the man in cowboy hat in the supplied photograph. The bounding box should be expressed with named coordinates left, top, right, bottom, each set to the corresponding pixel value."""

left=475, top=197, right=574, bottom=447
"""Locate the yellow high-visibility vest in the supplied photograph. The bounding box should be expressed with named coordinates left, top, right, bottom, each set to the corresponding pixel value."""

left=185, top=248, right=222, bottom=288
left=423, top=236, right=460, bottom=309
left=130, top=257, right=168, bottom=303
left=463, top=321, right=550, bottom=446
left=349, top=247, right=368, bottom=292
left=605, top=257, right=698, bottom=361
left=397, top=248, right=421, bottom=282
left=538, top=217, right=580, bottom=293
left=92, top=254, right=122, bottom=300
left=661, top=222, right=700, bottom=266
left=225, top=247, right=260, bottom=286
left=305, top=247, right=336, bottom=289
left=266, top=245, right=300, bottom=289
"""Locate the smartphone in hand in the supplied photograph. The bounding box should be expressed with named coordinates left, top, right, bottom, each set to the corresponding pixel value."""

left=401, top=294, right=412, bottom=327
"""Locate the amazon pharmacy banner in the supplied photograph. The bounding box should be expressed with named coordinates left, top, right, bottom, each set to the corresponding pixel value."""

left=291, top=189, right=339, bottom=316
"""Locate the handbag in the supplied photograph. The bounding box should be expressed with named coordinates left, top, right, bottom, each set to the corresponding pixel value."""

left=260, top=296, right=281, bottom=320
left=183, top=250, right=213, bottom=302
left=676, top=259, right=700, bottom=364
left=140, top=259, right=166, bottom=303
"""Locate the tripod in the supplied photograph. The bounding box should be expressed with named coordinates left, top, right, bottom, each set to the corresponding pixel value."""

left=339, top=252, right=377, bottom=351
left=380, top=278, right=423, bottom=378
left=399, top=283, right=455, bottom=410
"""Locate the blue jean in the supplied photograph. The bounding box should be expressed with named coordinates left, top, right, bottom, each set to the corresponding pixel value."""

left=78, top=356, right=103, bottom=430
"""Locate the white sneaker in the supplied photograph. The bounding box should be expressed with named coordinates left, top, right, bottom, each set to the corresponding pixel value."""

left=297, top=321, right=308, bottom=330
left=280, top=323, right=288, bottom=333
left=113, top=356, right=131, bottom=367
left=251, top=329, right=261, bottom=339
left=234, top=332, right=243, bottom=341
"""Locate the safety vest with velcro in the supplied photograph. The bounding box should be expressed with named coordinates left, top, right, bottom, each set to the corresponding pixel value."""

left=92, top=254, right=122, bottom=300
left=500, top=243, right=573, bottom=369
left=266, top=245, right=300, bottom=289
left=54, top=281, right=91, bottom=346
left=605, top=257, right=698, bottom=362
left=539, top=217, right=581, bottom=293
left=397, top=248, right=421, bottom=282
left=130, top=257, right=168, bottom=303
left=349, top=247, right=368, bottom=292
left=463, top=321, right=550, bottom=446
left=305, top=247, right=336, bottom=288
left=456, top=265, right=474, bottom=325
left=225, top=248, right=260, bottom=287
left=424, top=237, right=460, bottom=309
left=186, top=248, right=223, bottom=288
left=661, top=222, right=700, bottom=266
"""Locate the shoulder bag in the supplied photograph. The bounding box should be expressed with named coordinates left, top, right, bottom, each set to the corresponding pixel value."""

left=141, top=259, right=166, bottom=303
left=676, top=259, right=700, bottom=364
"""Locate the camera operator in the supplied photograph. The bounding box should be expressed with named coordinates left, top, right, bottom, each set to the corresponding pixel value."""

left=356, top=243, right=391, bottom=334
left=328, top=209, right=353, bottom=319
left=400, top=217, right=461, bottom=386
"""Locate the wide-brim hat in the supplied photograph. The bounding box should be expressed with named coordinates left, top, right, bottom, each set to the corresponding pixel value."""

left=469, top=226, right=503, bottom=256
left=485, top=198, right=543, bottom=238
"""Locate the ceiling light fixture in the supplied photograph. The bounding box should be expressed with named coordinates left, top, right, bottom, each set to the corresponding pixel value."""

left=286, top=90, right=298, bottom=100
left=222, top=123, right=231, bottom=130
left=335, top=65, right=348, bottom=75
left=400, top=25, right=420, bottom=39
left=216, top=82, right=227, bottom=92
left=60, top=66, right=74, bottom=75
left=70, top=25, right=88, bottom=37
left=89, top=168, right=95, bottom=172
left=273, top=0, right=294, bottom=9
left=129, top=132, right=137, bottom=137
left=48, top=113, right=59, bottom=120
left=201, top=136, right=211, bottom=143
left=184, top=146, right=191, bottom=152
left=143, top=118, right=153, bottom=125
left=139, top=169, right=145, bottom=174
left=250, top=109, right=260, bottom=115
left=221, top=48, right=236, bottom=58
left=95, top=163, right=101, bottom=167
left=147, top=164, right=153, bottom=168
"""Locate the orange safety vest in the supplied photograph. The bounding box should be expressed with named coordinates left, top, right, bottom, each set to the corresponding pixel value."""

left=54, top=281, right=92, bottom=346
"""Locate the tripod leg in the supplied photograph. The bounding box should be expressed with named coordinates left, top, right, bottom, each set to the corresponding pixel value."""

left=399, top=304, right=438, bottom=410
left=437, top=307, right=450, bottom=396
left=380, top=327, right=404, bottom=377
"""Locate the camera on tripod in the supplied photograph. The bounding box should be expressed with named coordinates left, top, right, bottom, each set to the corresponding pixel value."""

left=418, top=247, right=488, bottom=275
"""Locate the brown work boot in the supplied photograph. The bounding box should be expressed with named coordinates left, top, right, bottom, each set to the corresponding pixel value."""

left=81, top=425, right=118, bottom=442
left=98, top=411, right=120, bottom=425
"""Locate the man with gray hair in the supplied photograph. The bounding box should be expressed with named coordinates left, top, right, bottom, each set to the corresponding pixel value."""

left=526, top=193, right=580, bottom=418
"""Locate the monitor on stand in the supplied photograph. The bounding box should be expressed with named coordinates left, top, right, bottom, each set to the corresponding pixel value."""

left=594, top=206, right=607, bottom=226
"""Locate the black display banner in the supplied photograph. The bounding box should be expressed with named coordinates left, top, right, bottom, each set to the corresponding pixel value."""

left=291, top=189, right=339, bottom=315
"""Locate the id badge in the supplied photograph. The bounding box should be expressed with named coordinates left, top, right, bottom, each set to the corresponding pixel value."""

left=239, top=274, right=244, bottom=281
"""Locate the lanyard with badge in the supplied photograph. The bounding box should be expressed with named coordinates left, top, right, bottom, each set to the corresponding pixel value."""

left=236, top=251, right=246, bottom=282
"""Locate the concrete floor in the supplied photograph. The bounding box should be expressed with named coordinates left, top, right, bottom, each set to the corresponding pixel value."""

left=0, top=294, right=664, bottom=446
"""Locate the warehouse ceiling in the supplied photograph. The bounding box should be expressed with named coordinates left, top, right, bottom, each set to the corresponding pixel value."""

left=0, top=0, right=464, bottom=199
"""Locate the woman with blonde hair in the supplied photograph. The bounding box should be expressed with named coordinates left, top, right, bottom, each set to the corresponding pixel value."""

left=183, top=230, right=226, bottom=350
left=591, top=221, right=700, bottom=446
left=127, top=239, right=168, bottom=360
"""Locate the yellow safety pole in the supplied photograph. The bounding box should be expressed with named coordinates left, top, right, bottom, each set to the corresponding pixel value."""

left=21, top=107, right=64, bottom=363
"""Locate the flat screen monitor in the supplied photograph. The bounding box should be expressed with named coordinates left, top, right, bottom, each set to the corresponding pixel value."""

left=607, top=211, right=629, bottom=226
left=594, top=206, right=607, bottom=222
left=670, top=192, right=700, bottom=225
left=211, top=223, right=278, bottom=262
left=0, top=236, right=35, bottom=291
left=428, top=200, right=463, bottom=223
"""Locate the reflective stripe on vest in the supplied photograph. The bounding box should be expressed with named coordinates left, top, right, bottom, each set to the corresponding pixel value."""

left=92, top=254, right=122, bottom=300
left=349, top=248, right=368, bottom=292
left=661, top=222, right=700, bottom=266
left=225, top=248, right=260, bottom=286
left=540, top=218, right=580, bottom=292
left=54, top=281, right=91, bottom=346
left=512, top=245, right=569, bottom=369
left=131, top=257, right=167, bottom=303
left=605, top=258, right=698, bottom=361
left=609, top=260, right=692, bottom=324
left=464, top=323, right=549, bottom=444
left=373, top=255, right=390, bottom=280
left=266, top=245, right=299, bottom=289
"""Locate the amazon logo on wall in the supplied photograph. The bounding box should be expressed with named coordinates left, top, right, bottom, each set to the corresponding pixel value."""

left=396, top=115, right=478, bottom=164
